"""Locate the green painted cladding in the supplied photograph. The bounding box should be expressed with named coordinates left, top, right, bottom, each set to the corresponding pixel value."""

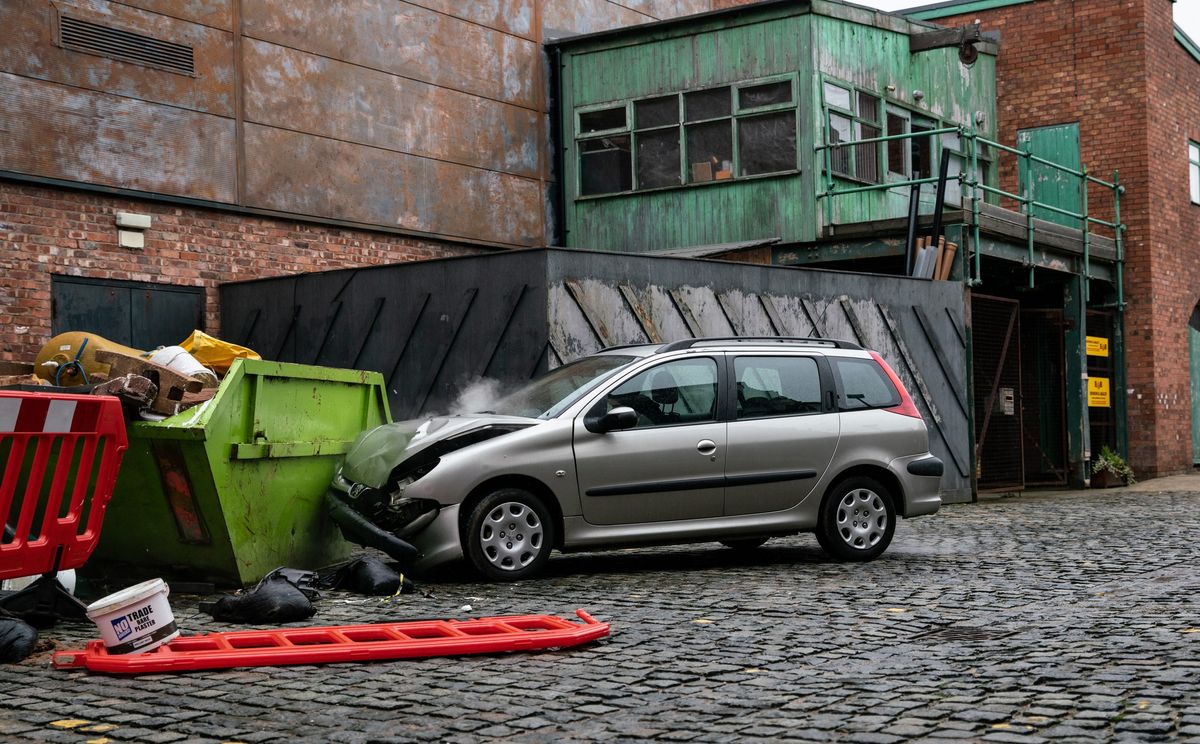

left=568, top=16, right=808, bottom=105
left=570, top=176, right=807, bottom=252
left=1017, top=123, right=1083, bottom=228
left=812, top=16, right=995, bottom=130
left=558, top=4, right=997, bottom=252
left=562, top=11, right=815, bottom=252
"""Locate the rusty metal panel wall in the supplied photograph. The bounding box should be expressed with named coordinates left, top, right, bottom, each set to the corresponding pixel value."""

left=242, top=39, right=540, bottom=179
left=241, top=0, right=540, bottom=109
left=242, top=124, right=543, bottom=244
left=0, top=0, right=770, bottom=246
left=405, top=0, right=535, bottom=40
left=0, top=0, right=234, bottom=115
left=0, top=71, right=236, bottom=201
left=220, top=249, right=971, bottom=502
left=104, top=0, right=233, bottom=29
left=543, top=0, right=652, bottom=34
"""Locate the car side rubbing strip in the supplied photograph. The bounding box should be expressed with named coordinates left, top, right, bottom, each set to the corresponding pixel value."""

left=586, top=469, right=817, bottom=497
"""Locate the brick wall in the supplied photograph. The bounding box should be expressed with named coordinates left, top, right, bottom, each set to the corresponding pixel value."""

left=1141, top=0, right=1200, bottom=475
left=931, top=0, right=1200, bottom=477
left=0, top=180, right=479, bottom=364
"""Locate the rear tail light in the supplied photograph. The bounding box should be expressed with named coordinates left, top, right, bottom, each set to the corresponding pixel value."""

left=868, top=351, right=923, bottom=420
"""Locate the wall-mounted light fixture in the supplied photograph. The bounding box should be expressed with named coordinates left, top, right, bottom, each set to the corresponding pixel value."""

left=115, top=212, right=150, bottom=250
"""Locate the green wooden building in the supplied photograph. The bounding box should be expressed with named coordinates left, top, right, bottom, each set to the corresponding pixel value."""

left=549, top=0, right=1127, bottom=493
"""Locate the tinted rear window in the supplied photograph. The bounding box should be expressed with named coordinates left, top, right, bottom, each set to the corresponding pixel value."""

left=832, top=357, right=899, bottom=411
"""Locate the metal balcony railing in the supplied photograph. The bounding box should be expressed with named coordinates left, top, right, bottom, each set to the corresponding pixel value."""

left=815, top=126, right=1126, bottom=305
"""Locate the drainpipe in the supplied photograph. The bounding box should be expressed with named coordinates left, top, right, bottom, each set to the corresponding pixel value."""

left=548, top=45, right=567, bottom=248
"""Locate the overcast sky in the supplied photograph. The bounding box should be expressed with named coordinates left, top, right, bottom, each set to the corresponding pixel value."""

left=856, top=0, right=1200, bottom=41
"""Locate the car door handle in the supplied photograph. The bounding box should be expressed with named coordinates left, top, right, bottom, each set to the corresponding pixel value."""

left=696, top=439, right=717, bottom=456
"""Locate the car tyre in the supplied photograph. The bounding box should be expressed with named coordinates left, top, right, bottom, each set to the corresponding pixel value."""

left=464, top=488, right=555, bottom=581
left=815, top=477, right=896, bottom=561
left=720, top=538, right=769, bottom=551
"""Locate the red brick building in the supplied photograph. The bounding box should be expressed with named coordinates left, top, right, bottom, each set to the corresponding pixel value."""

left=906, top=0, right=1199, bottom=478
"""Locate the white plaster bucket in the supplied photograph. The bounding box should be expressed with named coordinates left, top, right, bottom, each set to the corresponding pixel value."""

left=148, top=346, right=218, bottom=384
left=85, top=579, right=179, bottom=655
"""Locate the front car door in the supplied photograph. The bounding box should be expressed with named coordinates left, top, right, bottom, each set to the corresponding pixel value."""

left=574, top=356, right=726, bottom=525
left=724, top=354, right=840, bottom=516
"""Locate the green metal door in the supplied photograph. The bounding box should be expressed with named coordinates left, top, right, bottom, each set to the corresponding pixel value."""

left=1017, top=123, right=1082, bottom=228
left=1191, top=307, right=1200, bottom=464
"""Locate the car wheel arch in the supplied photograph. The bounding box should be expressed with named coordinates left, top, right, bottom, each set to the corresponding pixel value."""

left=460, top=475, right=565, bottom=549
left=823, top=465, right=905, bottom=517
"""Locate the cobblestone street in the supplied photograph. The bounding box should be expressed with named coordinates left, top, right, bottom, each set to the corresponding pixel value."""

left=2, top=485, right=1198, bottom=743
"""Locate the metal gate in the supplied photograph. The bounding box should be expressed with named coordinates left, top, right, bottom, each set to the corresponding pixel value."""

left=1020, top=309, right=1066, bottom=486
left=51, top=276, right=204, bottom=349
left=972, top=294, right=1023, bottom=491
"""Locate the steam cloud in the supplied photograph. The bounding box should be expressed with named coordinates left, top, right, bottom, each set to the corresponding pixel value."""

left=448, top=378, right=508, bottom=416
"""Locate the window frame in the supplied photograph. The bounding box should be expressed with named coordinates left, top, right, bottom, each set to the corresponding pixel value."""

left=829, top=356, right=901, bottom=413
left=730, top=354, right=832, bottom=421
left=593, top=356, right=724, bottom=430
left=821, top=82, right=994, bottom=201
left=820, top=77, right=883, bottom=185
left=575, top=102, right=633, bottom=197
left=1189, top=141, right=1200, bottom=205
left=573, top=73, right=801, bottom=200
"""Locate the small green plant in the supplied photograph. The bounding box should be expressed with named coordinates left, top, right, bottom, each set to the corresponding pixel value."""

left=1092, top=445, right=1136, bottom=486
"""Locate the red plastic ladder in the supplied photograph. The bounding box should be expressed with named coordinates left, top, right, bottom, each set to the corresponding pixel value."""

left=53, top=609, right=610, bottom=674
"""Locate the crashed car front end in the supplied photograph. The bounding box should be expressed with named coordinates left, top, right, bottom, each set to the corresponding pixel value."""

left=327, top=416, right=535, bottom=571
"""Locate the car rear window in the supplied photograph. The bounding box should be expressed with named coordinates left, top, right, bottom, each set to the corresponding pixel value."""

left=831, top=357, right=899, bottom=411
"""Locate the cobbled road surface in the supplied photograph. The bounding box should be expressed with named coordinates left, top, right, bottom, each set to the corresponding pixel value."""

left=2, top=488, right=1198, bottom=743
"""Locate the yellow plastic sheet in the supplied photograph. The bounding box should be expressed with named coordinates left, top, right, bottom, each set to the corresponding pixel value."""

left=179, top=330, right=261, bottom=373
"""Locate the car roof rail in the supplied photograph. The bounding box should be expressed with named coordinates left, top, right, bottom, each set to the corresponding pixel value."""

left=656, top=336, right=862, bottom=353
left=598, top=342, right=659, bottom=353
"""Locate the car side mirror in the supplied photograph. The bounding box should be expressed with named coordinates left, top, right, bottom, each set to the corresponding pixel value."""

left=585, top=406, right=638, bottom=434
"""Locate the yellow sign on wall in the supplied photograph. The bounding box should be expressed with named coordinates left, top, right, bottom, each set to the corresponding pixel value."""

left=1088, top=376, right=1110, bottom=407
left=1086, top=336, right=1109, bottom=357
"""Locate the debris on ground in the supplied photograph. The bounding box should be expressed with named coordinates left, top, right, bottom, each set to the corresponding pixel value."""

left=201, top=573, right=316, bottom=624
left=324, top=557, right=413, bottom=596
left=0, top=612, right=38, bottom=664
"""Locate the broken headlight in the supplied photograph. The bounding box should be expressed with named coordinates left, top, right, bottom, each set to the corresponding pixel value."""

left=344, top=459, right=440, bottom=534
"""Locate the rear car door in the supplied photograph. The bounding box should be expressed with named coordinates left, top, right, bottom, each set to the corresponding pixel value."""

left=724, top=354, right=840, bottom=516
left=574, top=356, right=726, bottom=525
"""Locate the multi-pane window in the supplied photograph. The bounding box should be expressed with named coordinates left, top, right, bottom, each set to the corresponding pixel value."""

left=578, top=106, right=631, bottom=196
left=823, top=81, right=880, bottom=182
left=824, top=85, right=990, bottom=203
left=575, top=76, right=798, bottom=197
left=1190, top=141, right=1200, bottom=204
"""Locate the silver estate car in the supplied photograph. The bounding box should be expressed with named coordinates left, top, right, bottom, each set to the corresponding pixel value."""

left=327, top=337, right=943, bottom=580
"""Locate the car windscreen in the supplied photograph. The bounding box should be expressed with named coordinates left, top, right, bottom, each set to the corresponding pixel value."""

left=478, top=355, right=637, bottom=419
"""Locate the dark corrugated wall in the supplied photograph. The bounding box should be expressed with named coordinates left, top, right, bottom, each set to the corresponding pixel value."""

left=220, top=249, right=971, bottom=501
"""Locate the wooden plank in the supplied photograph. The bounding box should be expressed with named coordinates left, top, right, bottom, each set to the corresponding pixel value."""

left=668, top=289, right=705, bottom=338
left=563, top=280, right=617, bottom=347
left=876, top=305, right=970, bottom=477
left=618, top=285, right=663, bottom=343
left=800, top=297, right=828, bottom=338
left=913, top=306, right=968, bottom=418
